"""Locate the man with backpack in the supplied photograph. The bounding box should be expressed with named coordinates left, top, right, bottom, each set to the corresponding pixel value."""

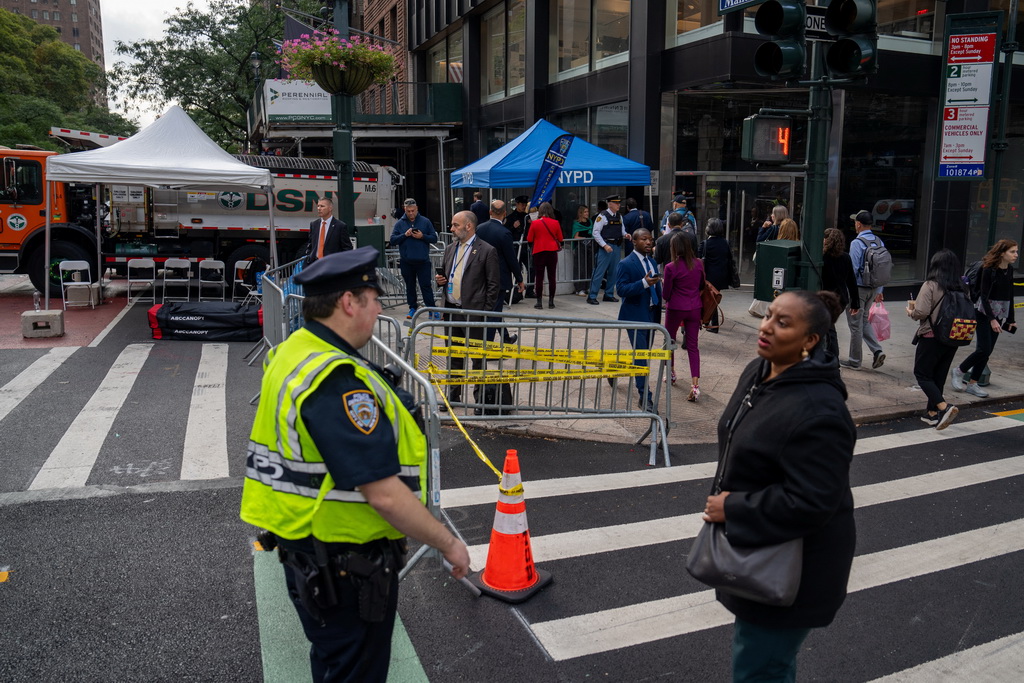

left=840, top=210, right=892, bottom=370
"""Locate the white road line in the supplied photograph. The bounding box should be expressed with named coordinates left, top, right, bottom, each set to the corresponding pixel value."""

left=854, top=415, right=1023, bottom=455
left=467, top=455, right=1024, bottom=568
left=0, top=347, right=78, bottom=423
left=444, top=461, right=718, bottom=508
left=88, top=299, right=136, bottom=348
left=445, top=416, right=1024, bottom=510
left=29, top=344, right=153, bottom=490
left=869, top=631, right=1024, bottom=682
left=180, top=344, right=230, bottom=480
left=530, top=518, right=1024, bottom=661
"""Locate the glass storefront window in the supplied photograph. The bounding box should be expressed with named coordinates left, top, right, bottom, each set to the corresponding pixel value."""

left=427, top=42, right=446, bottom=84
left=593, top=102, right=629, bottom=158
left=449, top=31, right=464, bottom=83
left=508, top=0, right=526, bottom=92
left=674, top=0, right=721, bottom=37
left=482, top=7, right=506, bottom=101
left=594, top=0, right=629, bottom=66
left=876, top=0, right=939, bottom=41
left=555, top=0, right=591, bottom=77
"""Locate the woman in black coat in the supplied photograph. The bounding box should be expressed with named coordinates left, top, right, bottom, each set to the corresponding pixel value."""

left=701, top=290, right=856, bottom=682
left=698, top=218, right=737, bottom=332
left=821, top=227, right=860, bottom=359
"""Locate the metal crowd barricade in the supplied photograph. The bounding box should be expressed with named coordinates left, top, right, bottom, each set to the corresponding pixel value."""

left=405, top=307, right=673, bottom=466
left=510, top=236, right=596, bottom=296
left=381, top=245, right=447, bottom=310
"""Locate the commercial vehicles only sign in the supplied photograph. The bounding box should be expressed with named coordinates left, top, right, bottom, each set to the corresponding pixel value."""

left=938, top=14, right=1003, bottom=180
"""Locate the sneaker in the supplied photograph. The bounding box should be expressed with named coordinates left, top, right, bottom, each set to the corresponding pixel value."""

left=872, top=351, right=886, bottom=369
left=950, top=366, right=965, bottom=391
left=576, top=290, right=588, bottom=297
left=839, top=359, right=861, bottom=370
left=431, top=311, right=443, bottom=321
left=586, top=298, right=600, bottom=305
left=919, top=412, right=939, bottom=427
left=407, top=308, right=416, bottom=319
left=936, top=404, right=959, bottom=430
left=964, top=383, right=989, bottom=398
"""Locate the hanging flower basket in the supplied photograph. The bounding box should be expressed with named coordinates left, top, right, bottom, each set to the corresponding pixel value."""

left=279, top=30, right=396, bottom=97
left=310, top=61, right=375, bottom=96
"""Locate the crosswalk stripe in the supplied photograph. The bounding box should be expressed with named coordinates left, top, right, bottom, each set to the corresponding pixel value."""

left=444, top=461, right=718, bottom=508
left=444, top=416, right=1024, bottom=510
left=0, top=347, right=78, bottom=423
left=180, top=344, right=230, bottom=480
left=868, top=630, right=1024, bottom=681
left=467, top=455, right=1024, bottom=567
left=29, top=344, right=153, bottom=490
left=853, top=415, right=1023, bottom=454
left=530, top=518, right=1024, bottom=661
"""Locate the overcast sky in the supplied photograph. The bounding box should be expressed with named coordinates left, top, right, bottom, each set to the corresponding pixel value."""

left=102, top=0, right=212, bottom=126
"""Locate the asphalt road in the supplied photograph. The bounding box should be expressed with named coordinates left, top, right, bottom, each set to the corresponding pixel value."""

left=2, top=301, right=1023, bottom=681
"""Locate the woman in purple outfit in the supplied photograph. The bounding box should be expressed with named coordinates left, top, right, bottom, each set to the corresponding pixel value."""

left=662, top=231, right=705, bottom=401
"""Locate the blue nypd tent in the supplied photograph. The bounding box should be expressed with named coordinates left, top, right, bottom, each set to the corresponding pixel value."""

left=450, top=119, right=651, bottom=188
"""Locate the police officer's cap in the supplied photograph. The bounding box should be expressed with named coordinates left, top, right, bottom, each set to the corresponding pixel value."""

left=673, top=195, right=686, bottom=203
left=605, top=194, right=622, bottom=203
left=294, top=246, right=383, bottom=296
left=514, top=195, right=530, bottom=204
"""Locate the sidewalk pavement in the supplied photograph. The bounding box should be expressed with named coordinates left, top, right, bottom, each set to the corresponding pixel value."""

left=382, top=284, right=1024, bottom=448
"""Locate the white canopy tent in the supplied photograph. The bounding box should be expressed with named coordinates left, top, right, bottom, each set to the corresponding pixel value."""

left=42, top=105, right=277, bottom=303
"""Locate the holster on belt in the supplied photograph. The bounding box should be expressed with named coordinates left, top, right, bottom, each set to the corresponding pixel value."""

left=279, top=538, right=407, bottom=624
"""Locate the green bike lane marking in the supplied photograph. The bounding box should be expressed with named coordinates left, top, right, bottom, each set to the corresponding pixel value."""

left=253, top=551, right=429, bottom=682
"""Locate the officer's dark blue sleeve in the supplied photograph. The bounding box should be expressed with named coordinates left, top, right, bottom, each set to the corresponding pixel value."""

left=501, top=231, right=522, bottom=284
left=300, top=364, right=400, bottom=489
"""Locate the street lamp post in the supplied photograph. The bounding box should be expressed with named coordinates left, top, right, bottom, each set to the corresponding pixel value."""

left=330, top=0, right=358, bottom=240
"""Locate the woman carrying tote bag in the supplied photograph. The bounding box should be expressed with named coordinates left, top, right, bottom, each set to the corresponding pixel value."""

left=694, top=290, right=856, bottom=682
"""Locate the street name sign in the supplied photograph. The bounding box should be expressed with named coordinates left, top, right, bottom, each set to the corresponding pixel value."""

left=937, top=13, right=1003, bottom=179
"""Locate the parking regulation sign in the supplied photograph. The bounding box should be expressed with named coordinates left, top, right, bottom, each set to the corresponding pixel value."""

left=937, top=13, right=1002, bottom=180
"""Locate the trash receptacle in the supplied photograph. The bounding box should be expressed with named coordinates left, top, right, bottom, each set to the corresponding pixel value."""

left=355, top=224, right=386, bottom=266
left=753, top=239, right=802, bottom=302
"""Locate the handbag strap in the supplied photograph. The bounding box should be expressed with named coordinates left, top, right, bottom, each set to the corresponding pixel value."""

left=712, top=377, right=761, bottom=494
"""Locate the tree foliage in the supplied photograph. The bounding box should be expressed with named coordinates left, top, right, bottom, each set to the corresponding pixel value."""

left=110, top=0, right=321, bottom=151
left=0, top=9, right=137, bottom=149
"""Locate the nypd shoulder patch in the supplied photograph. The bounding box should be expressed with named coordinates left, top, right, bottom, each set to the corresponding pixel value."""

left=343, top=390, right=379, bottom=435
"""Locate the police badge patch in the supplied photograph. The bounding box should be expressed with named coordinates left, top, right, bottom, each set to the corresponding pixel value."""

left=343, top=390, right=379, bottom=434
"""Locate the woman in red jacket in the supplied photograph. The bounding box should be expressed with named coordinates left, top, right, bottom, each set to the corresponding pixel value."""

left=527, top=202, right=564, bottom=309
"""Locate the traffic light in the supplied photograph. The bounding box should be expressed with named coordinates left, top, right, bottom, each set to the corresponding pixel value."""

left=741, top=115, right=794, bottom=164
left=824, top=0, right=878, bottom=78
left=753, top=0, right=807, bottom=79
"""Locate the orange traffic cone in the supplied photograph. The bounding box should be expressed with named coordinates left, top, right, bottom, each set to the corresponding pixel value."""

left=469, top=449, right=553, bottom=603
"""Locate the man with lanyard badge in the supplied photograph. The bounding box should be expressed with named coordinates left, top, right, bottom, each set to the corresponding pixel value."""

left=586, top=194, right=629, bottom=305
left=241, top=247, right=470, bottom=682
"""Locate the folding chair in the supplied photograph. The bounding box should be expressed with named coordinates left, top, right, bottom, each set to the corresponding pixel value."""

left=232, top=260, right=252, bottom=302
left=127, top=258, right=157, bottom=303
left=59, top=260, right=93, bottom=310
left=198, top=259, right=226, bottom=301
left=162, top=258, right=192, bottom=302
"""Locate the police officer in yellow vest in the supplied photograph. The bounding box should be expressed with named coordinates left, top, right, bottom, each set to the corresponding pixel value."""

left=240, top=246, right=470, bottom=682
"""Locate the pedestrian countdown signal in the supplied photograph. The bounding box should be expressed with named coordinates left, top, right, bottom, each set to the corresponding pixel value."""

left=741, top=115, right=793, bottom=164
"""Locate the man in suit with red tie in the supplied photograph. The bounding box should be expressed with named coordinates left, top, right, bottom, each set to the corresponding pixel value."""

left=434, top=211, right=500, bottom=406
left=617, top=228, right=662, bottom=408
left=305, top=197, right=352, bottom=265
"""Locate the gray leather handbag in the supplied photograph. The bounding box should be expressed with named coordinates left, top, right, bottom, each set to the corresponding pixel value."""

left=685, top=381, right=803, bottom=607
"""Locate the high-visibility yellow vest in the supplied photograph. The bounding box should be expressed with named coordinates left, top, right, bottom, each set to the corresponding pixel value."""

left=240, top=327, right=427, bottom=543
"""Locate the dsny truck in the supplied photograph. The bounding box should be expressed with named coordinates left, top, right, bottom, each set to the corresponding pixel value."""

left=0, top=150, right=401, bottom=292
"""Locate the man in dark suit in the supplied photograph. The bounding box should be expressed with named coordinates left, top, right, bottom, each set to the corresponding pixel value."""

left=304, top=197, right=352, bottom=265
left=475, top=199, right=524, bottom=344
left=469, top=191, right=490, bottom=226
left=434, top=211, right=501, bottom=405
left=616, top=228, right=662, bottom=407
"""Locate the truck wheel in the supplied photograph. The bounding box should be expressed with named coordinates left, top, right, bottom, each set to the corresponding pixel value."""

left=28, top=241, right=94, bottom=295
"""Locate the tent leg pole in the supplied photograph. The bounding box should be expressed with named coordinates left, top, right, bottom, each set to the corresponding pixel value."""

left=95, top=183, right=103, bottom=299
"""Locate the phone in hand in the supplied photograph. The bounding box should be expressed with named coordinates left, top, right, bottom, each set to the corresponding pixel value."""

left=435, top=267, right=446, bottom=277
left=1002, top=321, right=1017, bottom=334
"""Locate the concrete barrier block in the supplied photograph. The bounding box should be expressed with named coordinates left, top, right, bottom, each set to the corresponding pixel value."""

left=21, top=310, right=65, bottom=338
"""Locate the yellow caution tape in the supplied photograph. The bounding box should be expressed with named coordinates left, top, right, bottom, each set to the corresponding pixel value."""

left=0, top=571, right=9, bottom=583
left=434, top=384, right=523, bottom=496
left=420, top=332, right=671, bottom=361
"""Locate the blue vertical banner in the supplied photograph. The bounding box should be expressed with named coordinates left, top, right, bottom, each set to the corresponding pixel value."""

left=528, top=134, right=575, bottom=210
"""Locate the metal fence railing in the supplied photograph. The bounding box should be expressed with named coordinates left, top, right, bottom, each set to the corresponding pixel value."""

left=405, top=307, right=672, bottom=466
